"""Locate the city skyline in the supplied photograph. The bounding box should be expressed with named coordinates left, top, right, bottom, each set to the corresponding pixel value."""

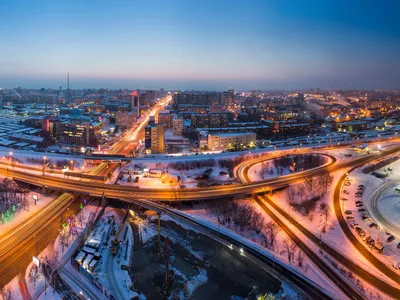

left=1, top=0, right=400, bottom=90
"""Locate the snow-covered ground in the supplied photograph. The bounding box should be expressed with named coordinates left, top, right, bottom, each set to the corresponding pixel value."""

left=116, top=162, right=231, bottom=189
left=92, top=208, right=138, bottom=300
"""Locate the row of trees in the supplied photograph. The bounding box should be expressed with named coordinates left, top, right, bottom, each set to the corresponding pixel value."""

left=207, top=199, right=307, bottom=267
left=167, top=159, right=216, bottom=171
left=0, top=178, right=30, bottom=214
left=209, top=199, right=264, bottom=232
left=25, top=157, right=81, bottom=170
left=259, top=154, right=327, bottom=179
left=286, top=171, right=333, bottom=216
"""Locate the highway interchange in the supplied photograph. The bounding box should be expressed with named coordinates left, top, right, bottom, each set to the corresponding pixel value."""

left=1, top=97, right=400, bottom=299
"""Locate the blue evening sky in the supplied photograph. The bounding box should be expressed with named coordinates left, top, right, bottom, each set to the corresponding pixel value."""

left=0, top=0, right=399, bottom=90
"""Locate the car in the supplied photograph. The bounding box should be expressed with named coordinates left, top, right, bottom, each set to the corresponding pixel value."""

left=387, top=235, right=395, bottom=243
left=346, top=216, right=354, bottom=220
left=397, top=242, right=400, bottom=249
left=355, top=194, right=362, bottom=198
left=344, top=182, right=350, bottom=186
left=369, top=223, right=379, bottom=229
left=355, top=227, right=364, bottom=234
left=343, top=190, right=349, bottom=194
left=359, top=185, right=365, bottom=188
left=365, top=236, right=372, bottom=243
left=362, top=235, right=370, bottom=242
left=358, top=208, right=366, bottom=212
left=349, top=220, right=357, bottom=226
left=356, top=203, right=363, bottom=207
left=363, top=217, right=372, bottom=222
left=344, top=210, right=352, bottom=215
left=134, top=176, right=140, bottom=182
left=341, top=198, right=348, bottom=201
left=355, top=200, right=362, bottom=204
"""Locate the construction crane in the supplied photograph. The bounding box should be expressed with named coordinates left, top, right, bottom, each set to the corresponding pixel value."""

left=111, top=210, right=130, bottom=256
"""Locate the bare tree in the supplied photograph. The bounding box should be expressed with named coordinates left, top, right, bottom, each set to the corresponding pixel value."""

left=297, top=185, right=306, bottom=202
left=287, top=187, right=297, bottom=203
left=250, top=212, right=264, bottom=234
left=210, top=199, right=235, bottom=226
left=263, top=221, right=281, bottom=250
left=28, top=264, right=41, bottom=288
left=76, top=212, right=85, bottom=228
left=259, top=162, right=269, bottom=180
left=319, top=171, right=333, bottom=195
left=59, top=231, right=69, bottom=253
left=281, top=238, right=298, bottom=263
left=232, top=204, right=253, bottom=231
left=304, top=175, right=315, bottom=194
left=296, top=250, right=306, bottom=267
left=319, top=202, right=330, bottom=229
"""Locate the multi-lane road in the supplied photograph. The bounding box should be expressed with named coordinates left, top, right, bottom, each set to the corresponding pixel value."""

left=3, top=145, right=400, bottom=203
left=0, top=193, right=78, bottom=287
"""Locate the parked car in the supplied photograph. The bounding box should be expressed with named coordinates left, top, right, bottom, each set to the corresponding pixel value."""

left=345, top=210, right=352, bottom=215
left=369, top=223, right=379, bottom=229
left=356, top=203, right=363, bottom=207
left=341, top=198, right=348, bottom=201
left=134, top=176, right=140, bottom=182
left=350, top=222, right=358, bottom=229
left=355, top=201, right=362, bottom=204
left=359, top=185, right=365, bottom=188
left=358, top=208, right=366, bottom=212
left=346, top=216, right=354, bottom=220
left=343, top=190, right=349, bottom=194
left=362, top=235, right=370, bottom=242
left=387, top=235, right=395, bottom=243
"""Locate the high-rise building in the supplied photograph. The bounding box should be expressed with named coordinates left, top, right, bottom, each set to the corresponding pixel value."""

left=173, top=116, right=183, bottom=136
left=297, top=92, right=305, bottom=102
left=158, top=111, right=174, bottom=128
left=222, top=89, right=234, bottom=107
left=173, top=91, right=219, bottom=106
left=145, top=123, right=165, bottom=154
left=131, top=91, right=140, bottom=118
left=207, top=132, right=256, bottom=151
left=58, top=121, right=101, bottom=146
